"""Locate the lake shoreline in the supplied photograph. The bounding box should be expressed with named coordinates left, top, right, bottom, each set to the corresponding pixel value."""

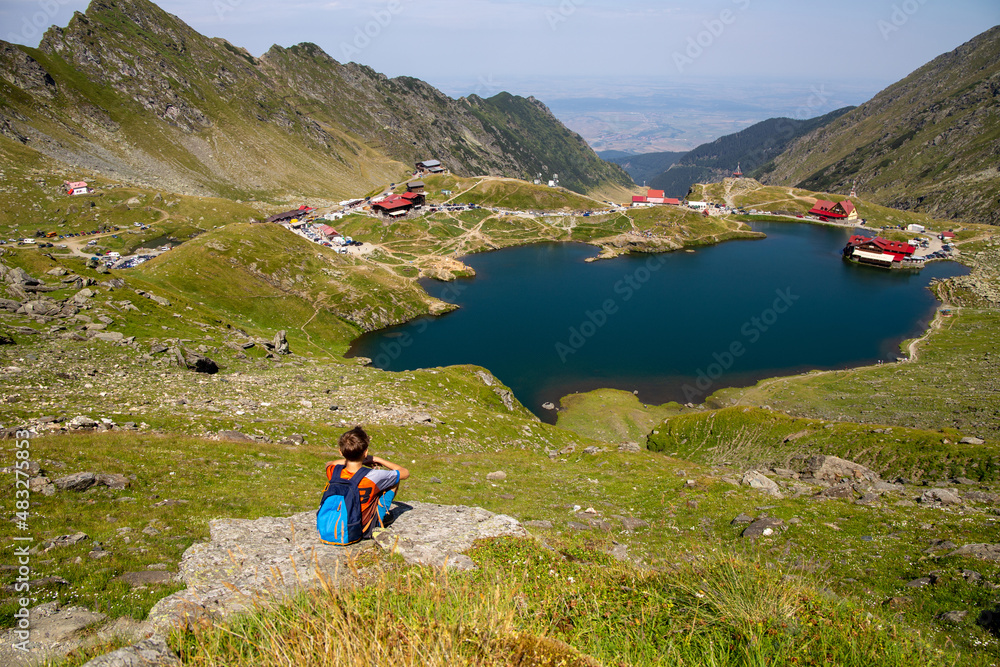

left=349, top=224, right=969, bottom=421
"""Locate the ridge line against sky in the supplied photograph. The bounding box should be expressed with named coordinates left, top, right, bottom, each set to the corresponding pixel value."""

left=3, top=0, right=998, bottom=95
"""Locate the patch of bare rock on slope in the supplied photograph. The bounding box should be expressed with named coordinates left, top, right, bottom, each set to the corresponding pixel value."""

left=0, top=502, right=525, bottom=667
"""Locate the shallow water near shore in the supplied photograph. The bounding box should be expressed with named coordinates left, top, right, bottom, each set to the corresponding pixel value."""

left=348, top=223, right=968, bottom=422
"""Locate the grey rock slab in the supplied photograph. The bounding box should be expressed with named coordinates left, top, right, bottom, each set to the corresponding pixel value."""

left=485, top=470, right=507, bottom=481
left=147, top=511, right=368, bottom=631
left=960, top=437, right=986, bottom=445
left=950, top=544, right=1000, bottom=561
left=216, top=430, right=253, bottom=443
left=963, top=491, right=1000, bottom=504
left=616, top=516, right=650, bottom=531
left=272, top=330, right=289, bottom=355
left=802, top=455, right=879, bottom=484
left=741, top=470, right=782, bottom=497
left=80, top=636, right=180, bottom=667
left=147, top=501, right=523, bottom=635
left=816, top=483, right=857, bottom=500
left=47, top=532, right=89, bottom=548
left=730, top=513, right=754, bottom=525
left=906, top=577, right=934, bottom=588
left=618, top=441, right=642, bottom=453
left=0, top=604, right=106, bottom=667
left=938, top=610, right=968, bottom=624
left=742, top=517, right=784, bottom=539
left=96, top=473, right=130, bottom=490
left=373, top=501, right=526, bottom=571
left=54, top=472, right=97, bottom=491
left=94, top=332, right=125, bottom=342
left=920, top=489, right=963, bottom=506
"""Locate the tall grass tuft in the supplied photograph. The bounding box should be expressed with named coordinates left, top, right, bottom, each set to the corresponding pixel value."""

left=172, top=539, right=954, bottom=667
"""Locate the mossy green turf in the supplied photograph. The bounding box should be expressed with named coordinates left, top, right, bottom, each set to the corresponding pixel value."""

left=556, top=388, right=685, bottom=444
left=647, top=407, right=997, bottom=482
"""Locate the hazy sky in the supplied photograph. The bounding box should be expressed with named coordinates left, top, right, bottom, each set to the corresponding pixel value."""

left=4, top=0, right=998, bottom=95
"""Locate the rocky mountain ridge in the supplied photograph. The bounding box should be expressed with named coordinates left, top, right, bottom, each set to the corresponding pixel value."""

left=0, top=0, right=629, bottom=199
left=759, top=25, right=1000, bottom=226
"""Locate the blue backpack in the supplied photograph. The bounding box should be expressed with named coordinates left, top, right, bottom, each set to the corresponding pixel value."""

left=317, top=465, right=368, bottom=545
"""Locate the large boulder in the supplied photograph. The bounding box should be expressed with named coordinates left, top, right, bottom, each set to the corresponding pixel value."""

left=146, top=502, right=525, bottom=633
left=19, top=300, right=61, bottom=317
left=0, top=603, right=106, bottom=667
left=741, top=470, right=782, bottom=497
left=949, top=544, right=1000, bottom=561
left=54, top=472, right=97, bottom=491
left=272, top=330, right=290, bottom=355
left=80, top=636, right=179, bottom=666
left=801, top=455, right=879, bottom=485
left=5, top=267, right=39, bottom=286
left=182, top=349, right=218, bottom=374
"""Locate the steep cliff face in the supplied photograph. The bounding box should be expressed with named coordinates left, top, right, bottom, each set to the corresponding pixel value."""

left=759, top=25, right=1000, bottom=226
left=0, top=0, right=628, bottom=199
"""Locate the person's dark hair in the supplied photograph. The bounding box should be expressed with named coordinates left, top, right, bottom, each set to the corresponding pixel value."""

left=338, top=426, right=369, bottom=462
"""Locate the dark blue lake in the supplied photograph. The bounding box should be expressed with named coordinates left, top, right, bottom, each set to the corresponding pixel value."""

left=348, top=223, right=968, bottom=421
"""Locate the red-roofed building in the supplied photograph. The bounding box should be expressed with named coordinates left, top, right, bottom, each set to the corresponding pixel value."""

left=633, top=192, right=680, bottom=206
left=400, top=191, right=425, bottom=206
left=64, top=181, right=90, bottom=196
left=844, top=235, right=918, bottom=268
left=941, top=231, right=956, bottom=240
left=809, top=200, right=858, bottom=220
left=372, top=194, right=415, bottom=217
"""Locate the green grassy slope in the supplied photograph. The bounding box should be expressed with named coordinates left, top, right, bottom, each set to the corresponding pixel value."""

left=131, top=223, right=439, bottom=353
left=759, top=26, right=1000, bottom=226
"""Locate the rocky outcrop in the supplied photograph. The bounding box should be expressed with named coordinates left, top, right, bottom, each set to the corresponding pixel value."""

left=0, top=603, right=106, bottom=667
left=145, top=501, right=524, bottom=634
left=373, top=502, right=526, bottom=570
left=741, top=470, right=783, bottom=497
left=0, top=0, right=628, bottom=199
left=800, top=455, right=879, bottom=485
left=81, top=636, right=180, bottom=667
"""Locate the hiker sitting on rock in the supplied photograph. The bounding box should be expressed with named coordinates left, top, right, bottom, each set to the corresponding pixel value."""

left=317, top=426, right=408, bottom=545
